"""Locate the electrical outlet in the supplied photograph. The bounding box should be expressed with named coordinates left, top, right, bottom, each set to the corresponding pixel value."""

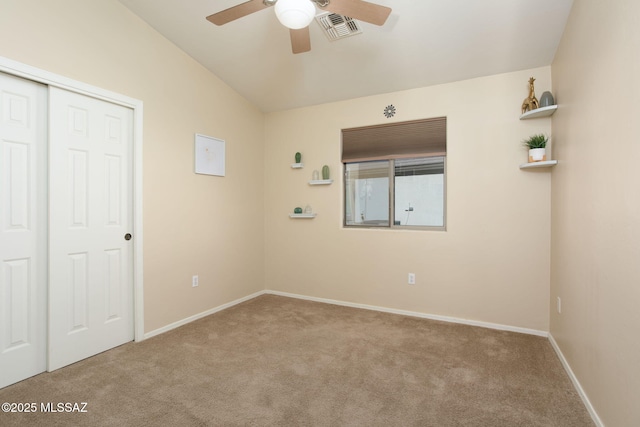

left=408, top=273, right=416, bottom=285
left=557, top=297, right=561, bottom=314
left=192, top=275, right=199, bottom=287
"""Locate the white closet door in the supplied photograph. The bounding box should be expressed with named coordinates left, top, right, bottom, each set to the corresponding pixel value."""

left=0, top=73, right=47, bottom=388
left=48, top=87, right=134, bottom=371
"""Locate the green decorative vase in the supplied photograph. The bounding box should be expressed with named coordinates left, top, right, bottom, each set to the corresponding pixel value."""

left=295, top=152, right=301, bottom=163
left=294, top=207, right=303, bottom=214
left=322, top=165, right=330, bottom=180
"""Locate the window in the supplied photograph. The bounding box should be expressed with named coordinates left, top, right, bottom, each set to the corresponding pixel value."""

left=342, top=118, right=446, bottom=229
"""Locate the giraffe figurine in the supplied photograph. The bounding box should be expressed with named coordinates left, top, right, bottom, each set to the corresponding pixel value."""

left=521, top=77, right=540, bottom=114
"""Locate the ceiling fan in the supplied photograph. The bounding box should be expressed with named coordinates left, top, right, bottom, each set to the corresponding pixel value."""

left=206, top=0, right=392, bottom=54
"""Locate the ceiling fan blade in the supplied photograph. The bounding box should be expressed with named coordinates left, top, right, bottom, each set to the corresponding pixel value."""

left=206, top=0, right=271, bottom=26
left=322, top=0, right=392, bottom=26
left=290, top=27, right=311, bottom=54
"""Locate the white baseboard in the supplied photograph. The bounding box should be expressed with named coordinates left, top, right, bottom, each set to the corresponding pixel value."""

left=143, top=289, right=548, bottom=341
left=548, top=334, right=604, bottom=427
left=265, top=290, right=549, bottom=337
left=143, top=290, right=267, bottom=340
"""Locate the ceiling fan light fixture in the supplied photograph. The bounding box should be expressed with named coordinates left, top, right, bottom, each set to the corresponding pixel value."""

left=275, top=0, right=316, bottom=29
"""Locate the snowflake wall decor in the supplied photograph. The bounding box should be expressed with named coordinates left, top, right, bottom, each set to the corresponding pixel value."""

left=383, top=105, right=396, bottom=118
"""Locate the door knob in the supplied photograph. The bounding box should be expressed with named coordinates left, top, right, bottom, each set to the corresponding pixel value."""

left=124, top=233, right=132, bottom=241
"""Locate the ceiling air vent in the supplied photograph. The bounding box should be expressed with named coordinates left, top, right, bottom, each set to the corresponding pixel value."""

left=315, top=12, right=362, bottom=41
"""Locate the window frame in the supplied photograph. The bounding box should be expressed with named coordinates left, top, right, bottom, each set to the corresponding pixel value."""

left=341, top=117, right=447, bottom=231
left=343, top=156, right=447, bottom=231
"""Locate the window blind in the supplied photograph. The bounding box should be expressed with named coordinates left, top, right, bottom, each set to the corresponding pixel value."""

left=341, top=117, right=447, bottom=162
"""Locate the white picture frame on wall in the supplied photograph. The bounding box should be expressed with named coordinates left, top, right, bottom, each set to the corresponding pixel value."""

left=195, top=134, right=225, bottom=176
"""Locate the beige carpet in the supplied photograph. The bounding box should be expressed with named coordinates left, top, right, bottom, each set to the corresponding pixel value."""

left=0, top=294, right=593, bottom=426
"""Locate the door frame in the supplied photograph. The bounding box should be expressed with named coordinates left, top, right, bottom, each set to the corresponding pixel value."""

left=0, top=55, right=145, bottom=343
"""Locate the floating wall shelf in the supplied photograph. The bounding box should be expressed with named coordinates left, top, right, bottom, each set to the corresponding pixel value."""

left=520, top=105, right=557, bottom=120
left=289, top=213, right=317, bottom=219
left=291, top=163, right=304, bottom=169
left=519, top=160, right=558, bottom=169
left=309, top=179, right=333, bottom=185
left=519, top=104, right=559, bottom=169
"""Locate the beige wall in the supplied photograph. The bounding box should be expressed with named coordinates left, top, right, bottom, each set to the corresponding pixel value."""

left=0, top=0, right=265, bottom=332
left=4, top=1, right=631, bottom=423
left=265, top=67, right=554, bottom=332
left=551, top=0, right=640, bottom=424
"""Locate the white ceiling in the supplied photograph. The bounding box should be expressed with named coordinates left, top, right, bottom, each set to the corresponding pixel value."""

left=118, top=0, right=574, bottom=113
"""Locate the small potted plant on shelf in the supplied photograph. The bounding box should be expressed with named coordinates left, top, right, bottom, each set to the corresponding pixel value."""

left=523, top=134, right=548, bottom=162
